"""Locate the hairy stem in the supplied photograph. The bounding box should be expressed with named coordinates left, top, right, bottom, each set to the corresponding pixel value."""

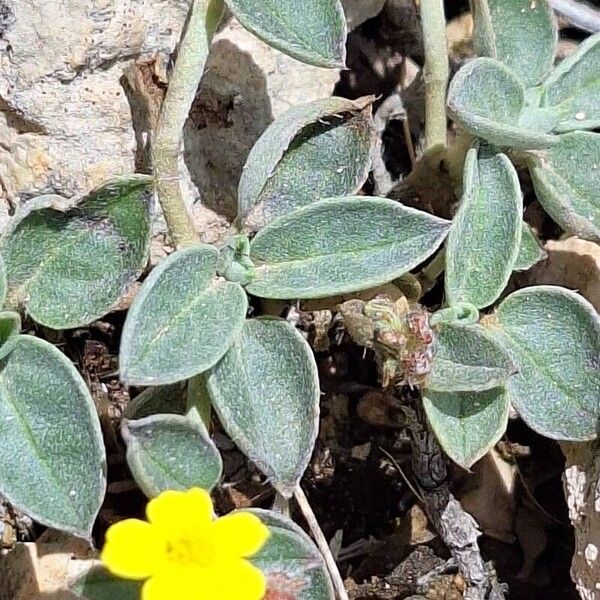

left=153, top=0, right=224, bottom=248
left=294, top=486, right=349, bottom=600
left=420, top=0, right=449, bottom=151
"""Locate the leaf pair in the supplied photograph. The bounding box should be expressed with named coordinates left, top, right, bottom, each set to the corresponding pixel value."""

left=74, top=509, right=335, bottom=600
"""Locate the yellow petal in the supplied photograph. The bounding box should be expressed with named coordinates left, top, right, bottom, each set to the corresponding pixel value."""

left=142, top=569, right=204, bottom=600
left=214, top=558, right=268, bottom=600
left=211, top=512, right=271, bottom=558
left=146, top=488, right=213, bottom=536
left=101, top=519, right=164, bottom=580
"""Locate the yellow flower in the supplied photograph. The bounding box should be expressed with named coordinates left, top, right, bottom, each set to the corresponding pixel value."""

left=101, top=488, right=271, bottom=600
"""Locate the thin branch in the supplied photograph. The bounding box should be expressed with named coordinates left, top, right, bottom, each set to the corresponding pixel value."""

left=420, top=0, right=450, bottom=151
left=550, top=0, right=600, bottom=32
left=294, top=486, right=350, bottom=600
left=153, top=0, right=224, bottom=248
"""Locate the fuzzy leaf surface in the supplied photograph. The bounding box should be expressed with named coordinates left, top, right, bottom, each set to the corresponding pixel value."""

left=225, top=0, right=346, bottom=67
left=72, top=567, right=141, bottom=600
left=514, top=222, right=546, bottom=271
left=447, top=58, right=558, bottom=149
left=471, top=0, right=556, bottom=87
left=0, top=335, right=105, bottom=536
left=485, top=285, right=600, bottom=440
left=120, top=245, right=247, bottom=386
left=423, top=387, right=510, bottom=469
left=123, top=383, right=187, bottom=420
left=0, top=311, right=20, bottom=360
left=208, top=319, right=320, bottom=497
left=446, top=148, right=522, bottom=309
left=541, top=32, right=600, bottom=132
left=2, top=177, right=151, bottom=329
left=529, top=131, right=600, bottom=242
left=122, top=413, right=222, bottom=498
left=427, top=323, right=516, bottom=392
left=247, top=197, right=450, bottom=299
left=248, top=509, right=335, bottom=600
left=240, top=97, right=375, bottom=231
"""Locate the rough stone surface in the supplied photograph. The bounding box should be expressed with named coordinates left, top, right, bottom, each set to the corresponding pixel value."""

left=562, top=442, right=600, bottom=600
left=0, top=1, right=341, bottom=239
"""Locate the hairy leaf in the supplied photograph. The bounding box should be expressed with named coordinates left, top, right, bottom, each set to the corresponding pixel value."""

left=208, top=319, right=320, bottom=497
left=514, top=222, right=546, bottom=271
left=248, top=509, right=335, bottom=600
left=0, top=335, right=105, bottom=536
left=447, top=58, right=558, bottom=149
left=0, top=255, right=6, bottom=307
left=72, top=567, right=141, bottom=600
left=427, top=323, right=516, bottom=392
left=471, top=0, right=556, bottom=87
left=423, top=387, right=510, bottom=469
left=2, top=177, right=151, bottom=329
left=528, top=131, right=600, bottom=242
left=247, top=197, right=450, bottom=299
left=120, top=245, right=247, bottom=386
left=240, top=97, right=375, bottom=231
left=122, top=413, right=222, bottom=497
left=123, top=383, right=187, bottom=420
left=541, top=32, right=600, bottom=132
left=445, top=148, right=522, bottom=308
left=0, top=311, right=20, bottom=360
left=225, top=0, right=346, bottom=67
left=484, top=286, right=600, bottom=440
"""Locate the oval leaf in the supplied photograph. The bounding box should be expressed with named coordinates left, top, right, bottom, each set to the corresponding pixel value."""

left=427, top=323, right=516, bottom=392
left=72, top=567, right=141, bottom=600
left=0, top=311, right=20, bottom=360
left=123, top=383, right=187, bottom=420
left=541, top=32, right=600, bottom=132
left=0, top=255, right=6, bottom=307
left=445, top=148, right=523, bottom=309
left=122, top=413, right=222, bottom=498
left=225, top=0, right=346, bottom=68
left=120, top=245, right=248, bottom=386
left=247, top=197, right=450, bottom=300
left=248, top=508, right=335, bottom=600
left=447, top=58, right=558, bottom=150
left=484, top=285, right=600, bottom=440
left=240, top=97, right=375, bottom=231
left=0, top=335, right=105, bottom=536
left=514, top=222, right=546, bottom=272
left=208, top=318, right=320, bottom=497
left=423, top=387, right=510, bottom=470
left=2, top=176, right=151, bottom=329
left=528, top=131, right=600, bottom=242
left=471, top=0, right=556, bottom=87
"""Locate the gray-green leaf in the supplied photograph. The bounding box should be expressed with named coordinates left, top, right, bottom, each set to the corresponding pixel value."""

left=471, top=0, right=556, bottom=87
left=239, top=97, right=375, bottom=231
left=0, top=335, right=105, bottom=536
left=484, top=285, right=600, bottom=440
left=514, top=222, right=546, bottom=271
left=122, top=412, right=222, bottom=498
left=423, top=387, right=510, bottom=469
left=246, top=197, right=450, bottom=299
left=528, top=131, right=600, bottom=242
left=225, top=0, right=346, bottom=68
left=0, top=311, right=20, bottom=360
left=208, top=319, right=320, bottom=497
left=445, top=148, right=522, bottom=309
left=541, top=32, right=600, bottom=132
left=119, top=245, right=248, bottom=386
left=72, top=567, right=141, bottom=600
left=447, top=58, right=558, bottom=149
left=427, top=323, right=516, bottom=392
left=0, top=255, right=7, bottom=308
left=2, top=176, right=151, bottom=329
left=248, top=508, right=335, bottom=600
left=123, top=383, right=187, bottom=420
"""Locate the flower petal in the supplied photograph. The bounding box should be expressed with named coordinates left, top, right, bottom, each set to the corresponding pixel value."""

left=211, top=512, right=271, bottom=558
left=142, top=570, right=204, bottom=600
left=101, top=519, right=164, bottom=580
left=218, top=559, right=267, bottom=600
left=146, top=488, right=213, bottom=536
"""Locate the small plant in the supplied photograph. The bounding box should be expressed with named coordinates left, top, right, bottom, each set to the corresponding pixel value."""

left=0, top=0, right=598, bottom=599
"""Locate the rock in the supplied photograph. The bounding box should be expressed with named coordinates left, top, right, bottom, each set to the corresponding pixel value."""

left=562, top=442, right=600, bottom=600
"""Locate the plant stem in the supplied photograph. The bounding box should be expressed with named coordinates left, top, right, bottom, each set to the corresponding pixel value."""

left=420, top=0, right=449, bottom=151
left=294, top=486, right=349, bottom=600
left=153, top=0, right=224, bottom=249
